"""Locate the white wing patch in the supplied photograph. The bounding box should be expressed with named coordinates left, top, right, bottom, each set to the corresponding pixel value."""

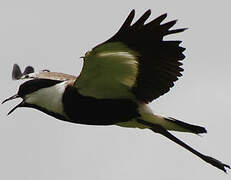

left=75, top=42, right=139, bottom=99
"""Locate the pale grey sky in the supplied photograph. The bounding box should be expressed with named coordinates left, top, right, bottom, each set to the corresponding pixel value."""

left=1, top=0, right=231, bottom=179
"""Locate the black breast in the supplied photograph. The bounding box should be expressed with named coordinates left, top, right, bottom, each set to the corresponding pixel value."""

left=62, top=86, right=140, bottom=125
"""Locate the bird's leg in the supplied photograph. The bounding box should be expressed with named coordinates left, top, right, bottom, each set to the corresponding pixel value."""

left=137, top=119, right=230, bottom=173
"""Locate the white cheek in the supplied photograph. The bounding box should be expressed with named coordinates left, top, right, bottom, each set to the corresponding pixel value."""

left=25, top=81, right=67, bottom=115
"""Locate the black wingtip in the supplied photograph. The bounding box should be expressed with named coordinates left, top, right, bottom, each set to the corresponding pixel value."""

left=144, top=9, right=152, bottom=17
left=146, top=13, right=167, bottom=27
left=132, top=9, right=151, bottom=28
left=12, top=64, right=23, bottom=80
left=161, top=20, right=178, bottom=31
left=167, top=28, right=188, bottom=35
left=12, top=64, right=35, bottom=80
left=130, top=9, right=135, bottom=14
left=23, top=66, right=34, bottom=75
left=121, top=9, right=135, bottom=29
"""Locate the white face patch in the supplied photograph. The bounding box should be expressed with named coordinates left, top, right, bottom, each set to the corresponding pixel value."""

left=25, top=81, right=68, bottom=116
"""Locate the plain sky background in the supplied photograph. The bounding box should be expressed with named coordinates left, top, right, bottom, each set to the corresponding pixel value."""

left=0, top=0, right=231, bottom=179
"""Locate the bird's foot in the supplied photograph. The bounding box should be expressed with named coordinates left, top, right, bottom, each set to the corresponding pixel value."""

left=203, top=155, right=230, bottom=173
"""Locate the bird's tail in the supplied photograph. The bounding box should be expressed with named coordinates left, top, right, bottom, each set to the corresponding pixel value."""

left=161, top=117, right=207, bottom=134
left=137, top=105, right=207, bottom=134
left=117, top=105, right=206, bottom=134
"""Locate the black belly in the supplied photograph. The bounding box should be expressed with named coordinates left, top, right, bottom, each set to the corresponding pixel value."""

left=62, top=86, right=140, bottom=125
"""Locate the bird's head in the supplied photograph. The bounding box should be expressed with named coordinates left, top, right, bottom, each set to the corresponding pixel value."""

left=2, top=79, right=63, bottom=115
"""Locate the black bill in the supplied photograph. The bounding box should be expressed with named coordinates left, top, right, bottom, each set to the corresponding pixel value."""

left=2, top=94, right=24, bottom=115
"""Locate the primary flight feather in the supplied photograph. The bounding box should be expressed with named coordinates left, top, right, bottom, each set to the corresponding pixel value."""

left=2, top=9, right=230, bottom=173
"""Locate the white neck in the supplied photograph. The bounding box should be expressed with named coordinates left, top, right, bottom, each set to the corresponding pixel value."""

left=24, top=81, right=68, bottom=116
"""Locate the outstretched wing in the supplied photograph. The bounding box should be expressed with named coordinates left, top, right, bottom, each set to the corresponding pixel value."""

left=12, top=63, right=76, bottom=82
left=74, top=9, right=186, bottom=102
left=12, top=64, right=34, bottom=80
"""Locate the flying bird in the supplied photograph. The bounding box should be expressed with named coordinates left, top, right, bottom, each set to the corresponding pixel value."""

left=2, top=9, right=230, bottom=172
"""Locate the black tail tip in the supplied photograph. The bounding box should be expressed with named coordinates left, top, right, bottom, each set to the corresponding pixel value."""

left=165, top=117, right=207, bottom=134
left=195, top=126, right=207, bottom=134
